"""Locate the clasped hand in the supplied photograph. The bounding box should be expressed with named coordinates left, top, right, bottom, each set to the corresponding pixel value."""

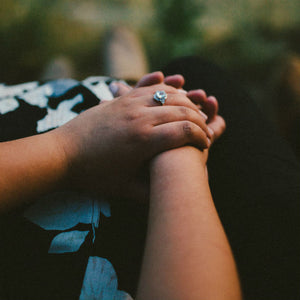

left=54, top=72, right=225, bottom=201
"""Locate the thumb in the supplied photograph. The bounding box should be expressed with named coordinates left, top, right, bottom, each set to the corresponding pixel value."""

left=109, top=81, right=132, bottom=97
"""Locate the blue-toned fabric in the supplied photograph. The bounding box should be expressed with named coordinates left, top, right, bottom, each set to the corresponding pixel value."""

left=0, top=77, right=137, bottom=300
left=44, top=79, right=79, bottom=98
left=79, top=257, right=133, bottom=300
left=48, top=230, right=90, bottom=254
left=23, top=191, right=105, bottom=231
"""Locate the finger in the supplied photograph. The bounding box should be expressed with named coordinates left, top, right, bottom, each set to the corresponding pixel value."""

left=187, top=90, right=219, bottom=121
left=198, top=109, right=208, bottom=121
left=136, top=72, right=185, bottom=89
left=109, top=72, right=167, bottom=98
left=147, top=105, right=212, bottom=139
left=201, top=97, right=218, bottom=122
left=206, top=96, right=219, bottom=120
left=132, top=83, right=179, bottom=98
left=139, top=87, right=202, bottom=115
left=150, top=121, right=211, bottom=154
left=208, top=115, right=226, bottom=143
left=109, top=81, right=132, bottom=97
left=186, top=89, right=208, bottom=107
left=135, top=71, right=164, bottom=87
left=164, top=74, right=185, bottom=89
left=109, top=72, right=165, bottom=98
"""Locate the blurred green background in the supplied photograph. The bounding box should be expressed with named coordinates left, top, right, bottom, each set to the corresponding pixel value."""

left=1, top=0, right=300, bottom=155
left=1, top=0, right=300, bottom=82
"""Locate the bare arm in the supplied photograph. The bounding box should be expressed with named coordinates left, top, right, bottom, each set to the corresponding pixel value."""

left=0, top=131, right=68, bottom=212
left=0, top=83, right=210, bottom=212
left=136, top=146, right=242, bottom=300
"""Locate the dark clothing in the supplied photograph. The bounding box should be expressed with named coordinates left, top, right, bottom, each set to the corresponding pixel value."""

left=0, top=78, right=134, bottom=300
left=163, top=57, right=300, bottom=300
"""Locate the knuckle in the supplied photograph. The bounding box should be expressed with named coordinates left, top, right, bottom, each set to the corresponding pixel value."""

left=130, top=125, right=151, bottom=144
left=178, top=106, right=190, bottom=118
left=157, top=84, right=177, bottom=94
left=124, top=108, right=143, bottom=122
left=125, top=111, right=138, bottom=122
left=182, top=121, right=194, bottom=137
left=178, top=94, right=198, bottom=109
left=167, top=85, right=178, bottom=94
left=117, top=97, right=131, bottom=110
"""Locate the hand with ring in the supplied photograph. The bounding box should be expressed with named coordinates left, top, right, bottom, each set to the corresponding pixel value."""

left=109, top=71, right=225, bottom=144
left=53, top=83, right=213, bottom=201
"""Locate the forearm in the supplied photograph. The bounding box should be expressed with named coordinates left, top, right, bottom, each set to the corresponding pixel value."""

left=136, top=147, right=241, bottom=300
left=0, top=131, right=68, bottom=212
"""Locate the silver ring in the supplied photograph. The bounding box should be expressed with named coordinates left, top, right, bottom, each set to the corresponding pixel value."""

left=153, top=90, right=167, bottom=105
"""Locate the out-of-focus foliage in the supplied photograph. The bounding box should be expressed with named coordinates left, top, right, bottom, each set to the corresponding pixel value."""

left=0, top=0, right=102, bottom=83
left=148, top=0, right=204, bottom=67
left=1, top=0, right=300, bottom=91
left=147, top=0, right=300, bottom=124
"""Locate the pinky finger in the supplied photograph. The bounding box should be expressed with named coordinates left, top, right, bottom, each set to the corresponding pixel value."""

left=150, top=121, right=211, bottom=155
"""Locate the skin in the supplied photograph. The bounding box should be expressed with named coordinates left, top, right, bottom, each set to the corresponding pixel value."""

left=113, top=73, right=240, bottom=299
left=0, top=72, right=239, bottom=299
left=0, top=80, right=211, bottom=211
left=110, top=71, right=225, bottom=143
left=111, top=71, right=226, bottom=165
left=136, top=146, right=242, bottom=300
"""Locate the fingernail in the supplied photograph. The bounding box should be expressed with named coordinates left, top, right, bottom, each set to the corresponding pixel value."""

left=199, top=110, right=208, bottom=120
left=119, top=80, right=131, bottom=88
left=109, top=82, right=119, bottom=96
left=196, top=88, right=205, bottom=94
left=207, top=137, right=211, bottom=147
left=208, top=95, right=216, bottom=101
left=178, top=89, right=187, bottom=94
left=208, top=127, right=214, bottom=136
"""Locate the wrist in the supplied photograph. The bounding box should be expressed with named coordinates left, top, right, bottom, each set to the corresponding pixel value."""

left=151, top=146, right=207, bottom=177
left=47, top=129, right=73, bottom=189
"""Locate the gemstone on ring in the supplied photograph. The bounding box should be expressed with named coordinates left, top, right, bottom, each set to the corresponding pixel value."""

left=153, top=90, right=167, bottom=105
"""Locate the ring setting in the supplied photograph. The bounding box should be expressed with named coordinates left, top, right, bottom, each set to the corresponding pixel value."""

left=153, top=90, right=167, bottom=105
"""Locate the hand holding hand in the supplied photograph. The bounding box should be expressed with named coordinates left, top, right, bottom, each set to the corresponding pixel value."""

left=109, top=71, right=226, bottom=146
left=109, top=71, right=185, bottom=97
left=53, top=83, right=211, bottom=200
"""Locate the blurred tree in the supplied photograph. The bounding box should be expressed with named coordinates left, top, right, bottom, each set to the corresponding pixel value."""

left=0, top=0, right=102, bottom=83
left=203, top=21, right=287, bottom=82
left=150, top=0, right=204, bottom=67
left=0, top=0, right=58, bottom=83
